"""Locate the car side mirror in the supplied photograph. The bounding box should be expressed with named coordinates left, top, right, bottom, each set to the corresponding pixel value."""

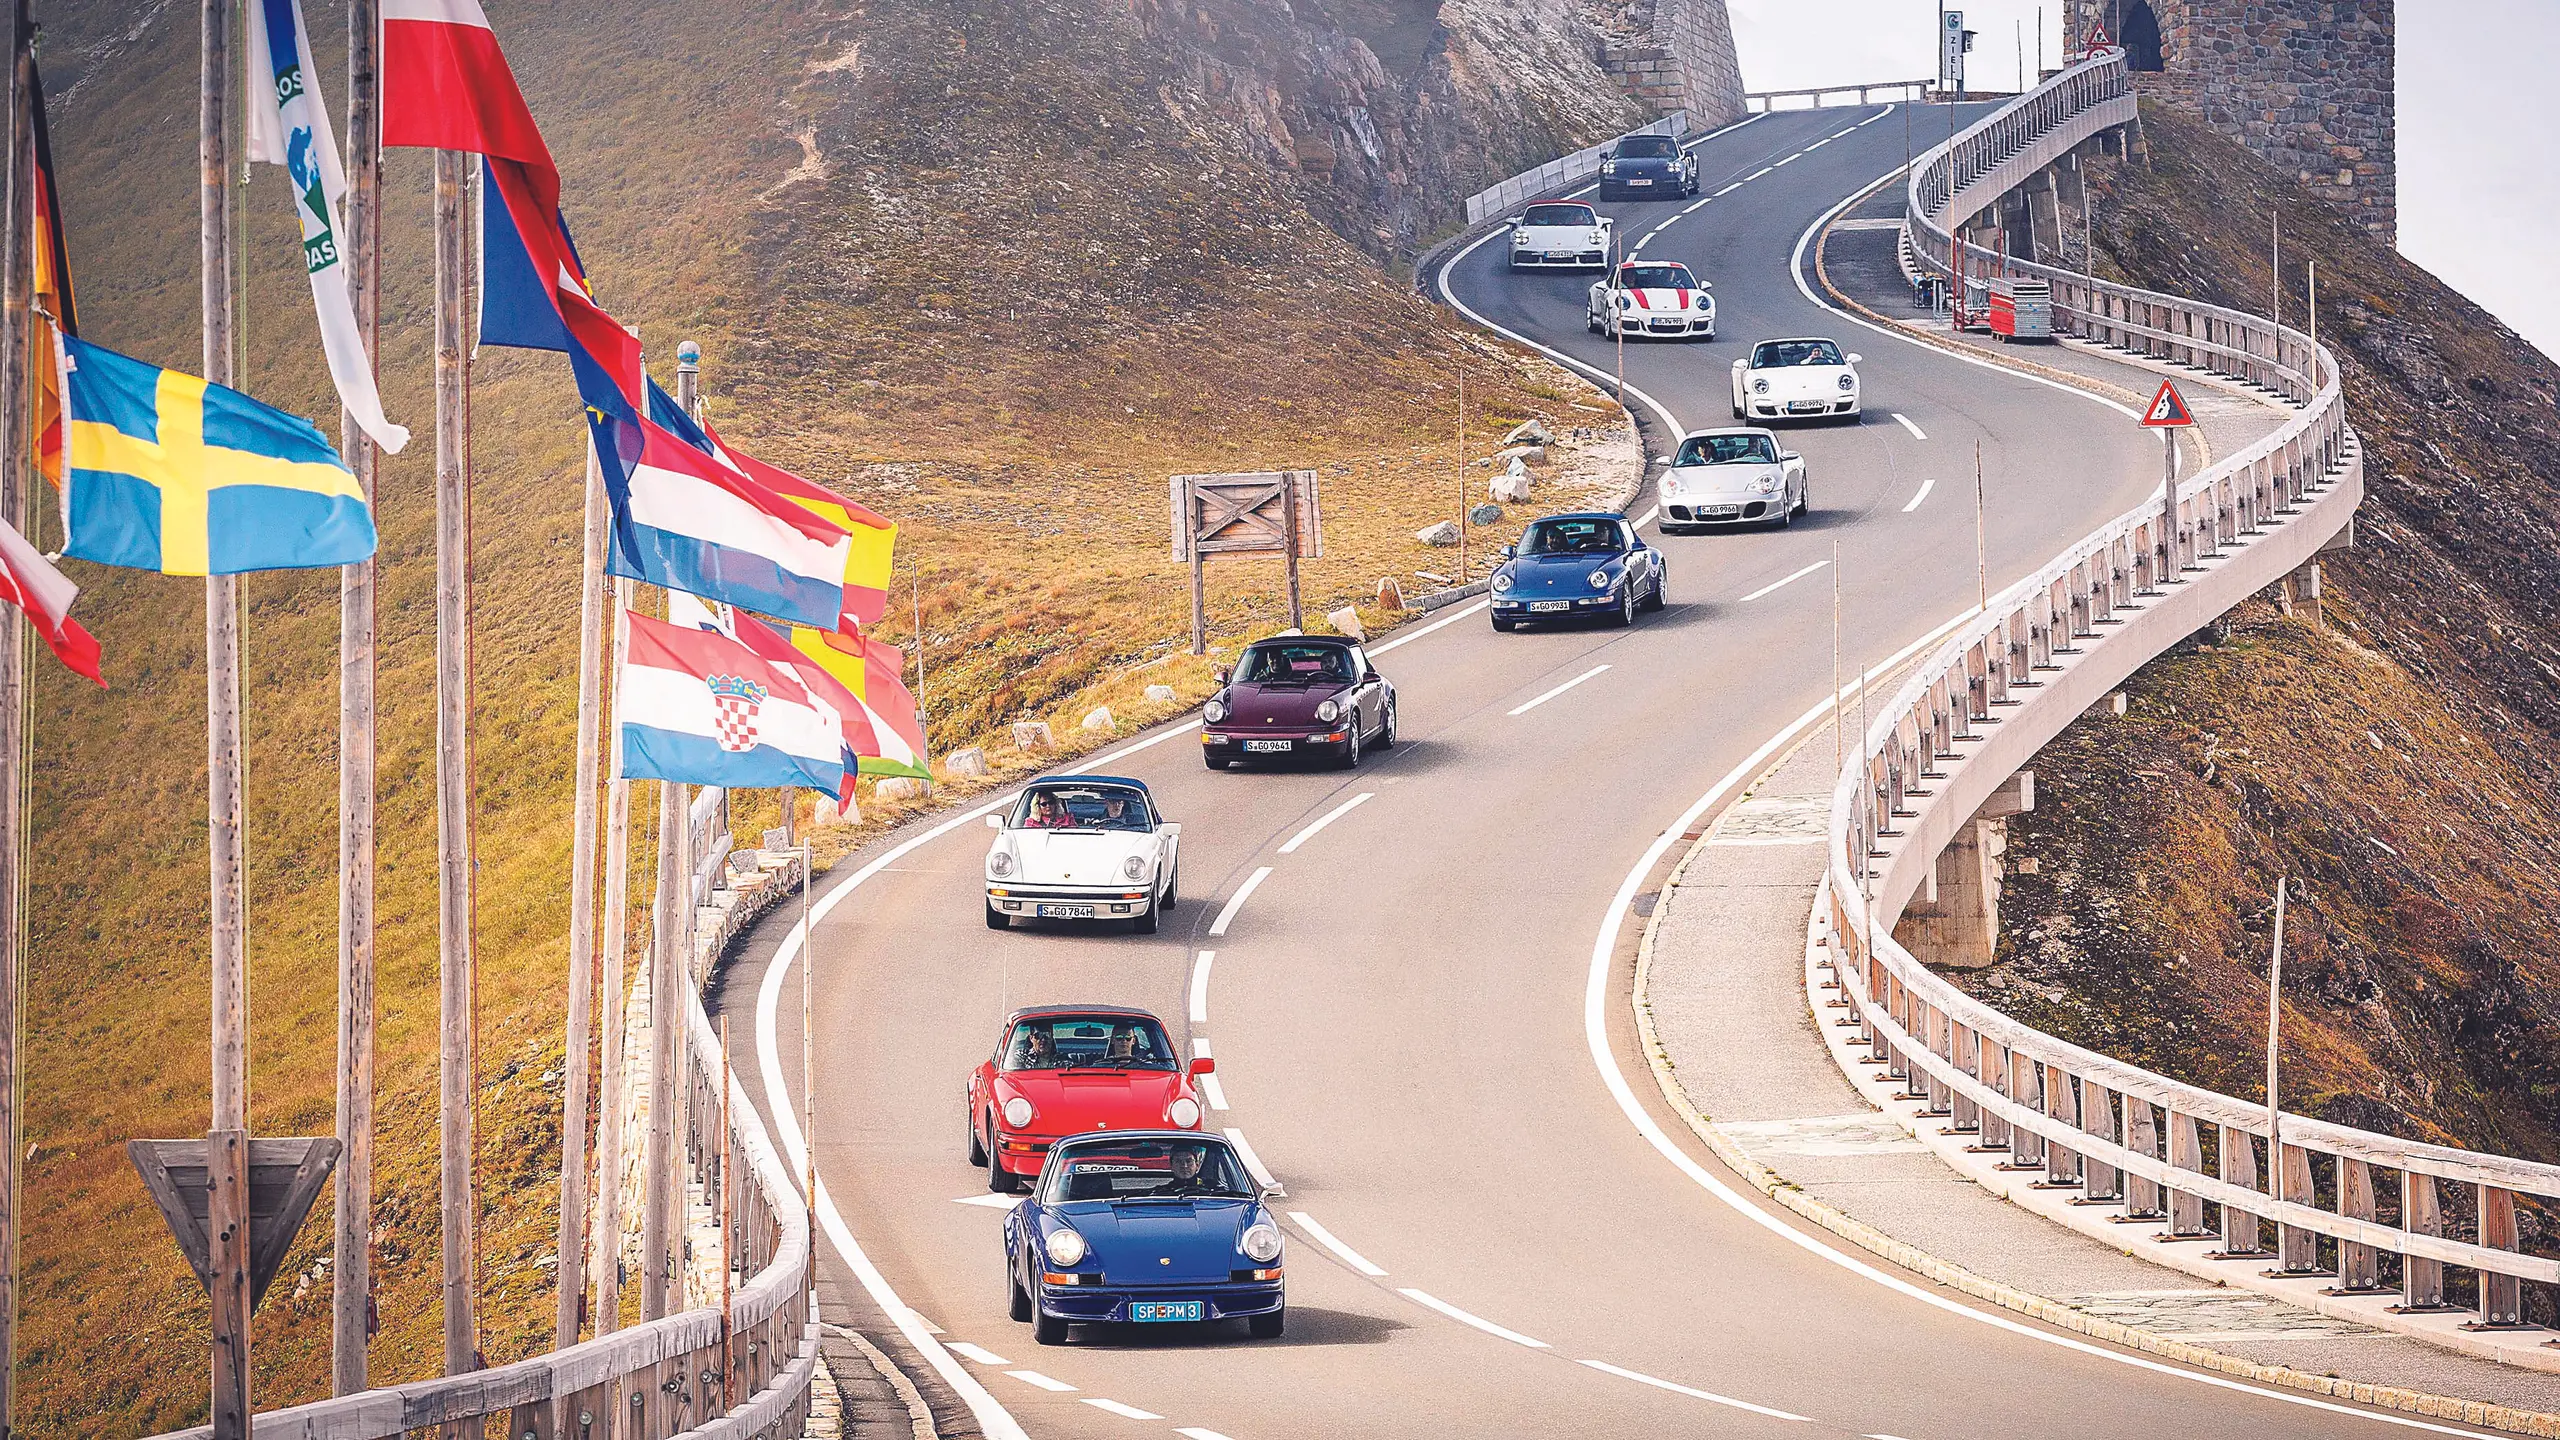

left=1213, top=665, right=1230, bottom=684
left=984, top=814, right=1005, bottom=830
left=1703, top=280, right=1714, bottom=289
left=1500, top=543, right=1517, bottom=559
left=1160, top=822, right=1181, bottom=838
left=1779, top=451, right=1800, bottom=462
left=1504, top=215, right=1524, bottom=227
left=1363, top=670, right=1381, bottom=683
left=1190, top=1056, right=1216, bottom=1076
left=1847, top=354, right=1864, bottom=364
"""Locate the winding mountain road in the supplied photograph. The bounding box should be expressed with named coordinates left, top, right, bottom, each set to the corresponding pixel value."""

left=718, top=105, right=2503, bottom=1440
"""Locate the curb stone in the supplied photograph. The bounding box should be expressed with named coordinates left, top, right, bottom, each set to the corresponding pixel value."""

left=1627, top=738, right=2560, bottom=1439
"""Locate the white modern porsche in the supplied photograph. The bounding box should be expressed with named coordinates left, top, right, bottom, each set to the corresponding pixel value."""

left=984, top=777, right=1180, bottom=934
left=1507, top=200, right=1613, bottom=271
left=1731, top=337, right=1864, bottom=422
left=1658, top=428, right=1808, bottom=531
left=1586, top=259, right=1715, bottom=340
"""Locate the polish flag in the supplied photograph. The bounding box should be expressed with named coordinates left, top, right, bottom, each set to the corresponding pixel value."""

left=0, top=515, right=102, bottom=686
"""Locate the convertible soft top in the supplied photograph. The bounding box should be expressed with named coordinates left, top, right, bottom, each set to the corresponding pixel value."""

left=1032, top=774, right=1151, bottom=794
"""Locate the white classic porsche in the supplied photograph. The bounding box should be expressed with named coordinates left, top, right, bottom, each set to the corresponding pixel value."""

left=1587, top=259, right=1715, bottom=340
left=1731, top=337, right=1864, bottom=422
left=1658, top=428, right=1807, bottom=531
left=1507, top=200, right=1613, bottom=271
left=984, top=777, right=1180, bottom=934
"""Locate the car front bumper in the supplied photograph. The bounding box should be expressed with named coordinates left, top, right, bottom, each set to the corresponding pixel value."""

left=1745, top=397, right=1859, bottom=419
left=1202, top=730, right=1353, bottom=760
left=1606, top=312, right=1713, bottom=338
left=1598, top=174, right=1685, bottom=197
left=1036, top=1277, right=1285, bottom=1324
left=986, top=883, right=1156, bottom=920
left=1491, top=590, right=1624, bottom=618
left=1661, top=496, right=1779, bottom=525
left=1511, top=247, right=1608, bottom=268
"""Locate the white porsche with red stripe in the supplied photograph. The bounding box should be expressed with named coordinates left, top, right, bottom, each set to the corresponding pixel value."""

left=1586, top=260, right=1715, bottom=341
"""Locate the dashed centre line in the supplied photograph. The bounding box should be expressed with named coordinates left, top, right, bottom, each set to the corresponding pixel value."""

left=1224, top=1127, right=1282, bottom=1191
left=1280, top=791, right=1374, bottom=854
left=1083, top=1398, right=1163, bottom=1420
left=1288, top=1210, right=1388, bottom=1277
left=1187, top=949, right=1215, bottom=1022
left=1739, top=560, right=1829, bottom=603
left=1006, top=1369, right=1075, bottom=1393
left=946, top=1342, right=1009, bottom=1366
left=1508, top=664, right=1612, bottom=717
left=1578, top=1360, right=1812, bottom=1421
left=1891, top=412, right=1928, bottom=440
left=1207, top=866, right=1272, bottom=937
left=1901, top=476, right=1937, bottom=513
left=1398, top=1288, right=1550, bottom=1349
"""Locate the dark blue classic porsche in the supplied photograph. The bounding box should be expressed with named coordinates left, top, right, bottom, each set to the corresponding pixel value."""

left=1489, top=512, right=1666, bottom=631
left=1005, top=1131, right=1286, bottom=1345
left=1596, top=132, right=1699, bottom=200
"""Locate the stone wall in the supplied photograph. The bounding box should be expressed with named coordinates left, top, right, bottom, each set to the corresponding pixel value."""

left=1592, top=0, right=1745, bottom=130
left=2065, top=0, right=2395, bottom=239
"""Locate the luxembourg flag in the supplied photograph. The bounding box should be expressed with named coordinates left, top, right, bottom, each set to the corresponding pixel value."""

left=616, top=610, right=845, bottom=792
left=595, top=407, right=854, bottom=632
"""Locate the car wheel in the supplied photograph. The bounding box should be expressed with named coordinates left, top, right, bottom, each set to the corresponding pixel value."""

left=1133, top=895, right=1160, bottom=934
left=1794, top=482, right=1811, bottom=518
left=1376, top=697, right=1398, bottom=749
left=1161, top=864, right=1178, bottom=910
left=1586, top=308, right=1601, bottom=334
left=1641, top=570, right=1667, bottom=612
left=1610, top=587, right=1636, bottom=627
left=1774, top=496, right=1794, bottom=530
left=1249, top=1307, right=1286, bottom=1339
left=1009, top=1258, right=1032, bottom=1323
left=1339, top=721, right=1362, bottom=770
left=968, top=1109, right=988, bottom=1166
left=987, top=1129, right=1021, bottom=1194
left=985, top=901, right=1008, bottom=931
left=1731, top=399, right=1745, bottom=420
left=1034, top=1309, right=1070, bottom=1346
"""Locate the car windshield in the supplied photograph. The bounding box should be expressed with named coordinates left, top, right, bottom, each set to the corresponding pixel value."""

left=1236, top=642, right=1354, bottom=685
left=1044, top=1137, right=1256, bottom=1203
left=1752, top=339, right=1846, bottom=368
left=1519, top=517, right=1626, bottom=556
left=1521, top=203, right=1594, bottom=227
left=1014, top=784, right=1151, bottom=831
left=1618, top=263, right=1696, bottom=291
left=1002, top=1014, right=1179, bottom=1073
left=1616, top=135, right=1679, bottom=158
left=1675, top=433, right=1778, bottom=466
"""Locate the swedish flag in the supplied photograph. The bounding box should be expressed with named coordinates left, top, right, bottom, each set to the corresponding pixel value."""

left=62, top=335, right=376, bottom=575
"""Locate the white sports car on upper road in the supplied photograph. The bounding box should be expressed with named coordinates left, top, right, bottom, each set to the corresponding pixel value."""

left=984, top=777, right=1180, bottom=934
left=1731, top=337, right=1864, bottom=422
left=1508, top=200, right=1613, bottom=271
left=1587, top=259, right=1715, bottom=341
left=1658, top=428, right=1808, bottom=531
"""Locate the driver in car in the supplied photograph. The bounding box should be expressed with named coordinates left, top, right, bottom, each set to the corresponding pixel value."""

left=1163, top=1142, right=1219, bottom=1196
left=1010, top=1027, right=1059, bottom=1069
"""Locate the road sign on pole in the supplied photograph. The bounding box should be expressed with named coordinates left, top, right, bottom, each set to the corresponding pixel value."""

left=2141, top=378, right=2196, bottom=428
left=1170, top=471, right=1324, bottom=654
left=2142, top=379, right=2197, bottom=581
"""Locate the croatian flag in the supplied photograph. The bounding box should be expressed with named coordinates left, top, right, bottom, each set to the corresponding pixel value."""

left=594, top=408, right=854, bottom=631
left=616, top=611, right=845, bottom=792
left=670, top=593, right=873, bottom=803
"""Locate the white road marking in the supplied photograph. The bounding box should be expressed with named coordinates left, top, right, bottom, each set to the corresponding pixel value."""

left=952, top=1194, right=1023, bottom=1210
left=1508, top=664, right=1611, bottom=718
left=1279, top=791, right=1374, bottom=854
left=1083, top=1398, right=1163, bottom=1420
left=1890, top=412, right=1927, bottom=440
left=1370, top=598, right=1488, bottom=656
left=1900, top=476, right=1937, bottom=513
left=1436, top=222, right=1685, bottom=436
left=1398, top=1288, right=1550, bottom=1348
left=1288, top=1211, right=1388, bottom=1277
left=1715, top=181, right=1745, bottom=196
left=1192, top=1036, right=1212, bottom=1058
left=1188, top=949, right=1215, bottom=1022
left=1199, top=1072, right=1229, bottom=1111
left=1223, top=1127, right=1282, bottom=1191
left=1176, top=1430, right=1241, bottom=1440
left=1773, top=151, right=1799, bottom=166
left=1739, top=561, right=1828, bottom=603
left=1631, top=504, right=1661, bottom=529
left=1745, top=165, right=1775, bottom=180
left=1093, top=717, right=1207, bottom=766
left=946, top=1342, right=1010, bottom=1366
left=1006, top=1370, right=1076, bottom=1393
left=1207, top=866, right=1272, bottom=937
left=1682, top=197, right=1713, bottom=213
left=1578, top=1360, right=1811, bottom=1421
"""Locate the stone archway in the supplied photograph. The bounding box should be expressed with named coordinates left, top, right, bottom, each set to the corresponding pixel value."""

left=2123, top=0, right=2166, bottom=72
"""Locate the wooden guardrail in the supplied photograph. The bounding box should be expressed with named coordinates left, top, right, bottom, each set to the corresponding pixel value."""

left=1834, top=50, right=2560, bottom=1335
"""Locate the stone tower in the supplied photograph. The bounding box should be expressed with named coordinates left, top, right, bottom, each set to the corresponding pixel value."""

left=2064, top=0, right=2395, bottom=239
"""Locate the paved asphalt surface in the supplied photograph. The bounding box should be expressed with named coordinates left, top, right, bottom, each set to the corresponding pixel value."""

left=724, top=106, right=2509, bottom=1440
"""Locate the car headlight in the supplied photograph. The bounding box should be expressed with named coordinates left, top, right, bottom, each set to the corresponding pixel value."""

left=1044, top=1227, right=1089, bottom=1268
left=1660, top=475, right=1679, bottom=496
left=1315, top=699, right=1340, bottom=722
left=1753, top=377, right=1770, bottom=394
left=1492, top=571, right=1512, bottom=592
left=1618, top=295, right=1635, bottom=310
left=1240, top=1224, right=1283, bottom=1264
left=1002, top=1096, right=1034, bottom=1129
left=1602, top=161, right=1617, bottom=175
left=1168, top=1096, right=1202, bottom=1128
left=1511, top=232, right=1529, bottom=246
left=1204, top=697, right=1227, bottom=723
left=1123, top=854, right=1148, bottom=880
left=988, top=850, right=1014, bottom=878
left=1752, top=475, right=1779, bottom=494
left=1839, top=374, right=1858, bottom=392
left=1589, top=569, right=1614, bottom=591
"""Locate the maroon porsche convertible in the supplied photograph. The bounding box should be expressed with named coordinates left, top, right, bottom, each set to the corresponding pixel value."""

left=1200, top=635, right=1398, bottom=770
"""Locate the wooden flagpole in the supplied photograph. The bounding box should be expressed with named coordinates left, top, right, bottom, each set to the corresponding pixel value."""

left=554, top=430, right=609, bottom=1347
left=200, top=0, right=254, bottom=1431
left=591, top=577, right=634, bottom=1335
left=333, top=0, right=380, bottom=1394
left=432, top=143, right=478, bottom=1376
left=0, top=6, right=31, bottom=1429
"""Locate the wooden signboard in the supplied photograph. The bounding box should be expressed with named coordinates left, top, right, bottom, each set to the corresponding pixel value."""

left=1170, top=471, right=1324, bottom=653
left=129, top=1135, right=341, bottom=1310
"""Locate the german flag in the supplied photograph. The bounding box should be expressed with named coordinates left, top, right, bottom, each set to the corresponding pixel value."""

left=30, top=48, right=76, bottom=492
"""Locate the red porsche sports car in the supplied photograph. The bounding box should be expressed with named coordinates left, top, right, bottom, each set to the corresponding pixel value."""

left=967, top=1005, right=1214, bottom=1193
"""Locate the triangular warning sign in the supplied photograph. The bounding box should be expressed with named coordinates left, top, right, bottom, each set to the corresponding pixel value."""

left=2142, top=378, right=2196, bottom=428
left=2084, top=18, right=2115, bottom=53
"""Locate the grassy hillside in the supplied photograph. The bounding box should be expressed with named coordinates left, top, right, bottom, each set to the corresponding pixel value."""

left=25, top=0, right=1638, bottom=1428
left=1959, top=106, right=2560, bottom=1296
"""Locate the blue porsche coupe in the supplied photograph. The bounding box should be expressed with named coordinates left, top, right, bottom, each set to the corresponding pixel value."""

left=1488, top=512, right=1667, bottom=631
left=1005, top=1131, right=1286, bottom=1344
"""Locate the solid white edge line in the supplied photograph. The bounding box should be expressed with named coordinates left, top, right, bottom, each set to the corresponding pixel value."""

left=1738, top=561, right=1828, bottom=604
left=1278, top=790, right=1375, bottom=855
left=1083, top=1397, right=1164, bottom=1420
left=1577, top=1359, right=1812, bottom=1421
left=1287, top=1210, right=1388, bottom=1277
left=1900, top=475, right=1937, bottom=514
left=1198, top=1072, right=1229, bottom=1112
left=1188, top=948, right=1215, bottom=1023
left=1222, top=1127, right=1281, bottom=1190
left=1005, top=1369, right=1076, bottom=1393
left=1507, top=663, right=1612, bottom=718
left=1436, top=223, right=1684, bottom=439
left=1397, top=1288, right=1550, bottom=1349
left=1890, top=411, right=1927, bottom=440
left=1207, top=865, right=1273, bottom=937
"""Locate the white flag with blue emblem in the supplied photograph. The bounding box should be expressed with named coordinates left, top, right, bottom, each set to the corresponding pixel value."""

left=246, top=0, right=409, bottom=454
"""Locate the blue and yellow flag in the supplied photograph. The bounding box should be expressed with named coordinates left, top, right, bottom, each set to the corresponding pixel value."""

left=62, top=335, right=376, bottom=575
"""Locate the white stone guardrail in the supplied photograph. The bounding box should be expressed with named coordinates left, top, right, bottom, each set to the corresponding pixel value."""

left=1461, top=110, right=1690, bottom=226
left=1830, top=51, right=2560, bottom=1333
left=148, top=793, right=814, bottom=1440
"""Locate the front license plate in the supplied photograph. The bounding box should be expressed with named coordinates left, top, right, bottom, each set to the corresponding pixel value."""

left=1700, top=505, right=1741, bottom=519
left=1788, top=400, right=1827, bottom=414
left=1034, top=903, right=1096, bottom=918
left=1131, top=1301, right=1204, bottom=1323
left=1529, top=600, right=1572, bottom=613
left=1627, top=177, right=1652, bottom=186
left=1243, top=739, right=1293, bottom=753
